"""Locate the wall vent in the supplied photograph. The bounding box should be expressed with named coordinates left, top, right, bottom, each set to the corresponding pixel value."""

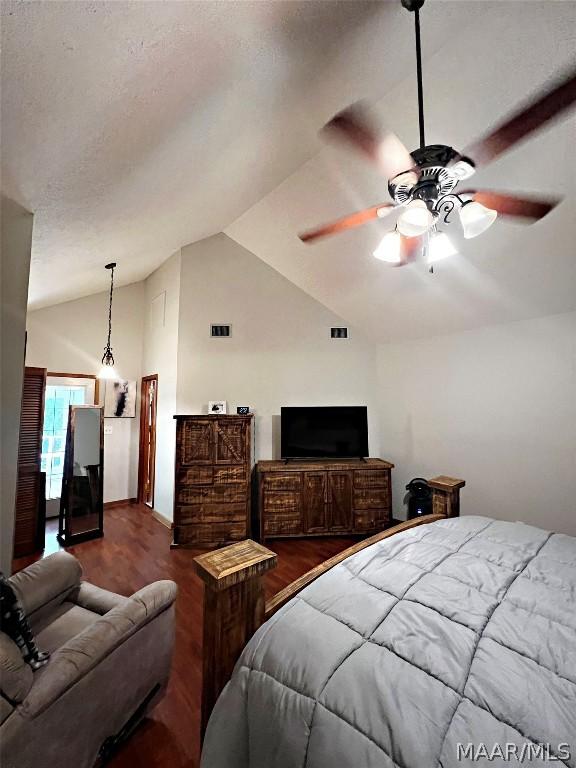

left=330, top=327, right=348, bottom=339
left=211, top=324, right=231, bottom=338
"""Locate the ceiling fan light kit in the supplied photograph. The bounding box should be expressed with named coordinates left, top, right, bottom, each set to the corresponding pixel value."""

left=298, top=0, right=573, bottom=268
left=427, top=231, right=458, bottom=265
left=373, top=230, right=402, bottom=264
left=397, top=199, right=434, bottom=237
left=459, top=200, right=499, bottom=239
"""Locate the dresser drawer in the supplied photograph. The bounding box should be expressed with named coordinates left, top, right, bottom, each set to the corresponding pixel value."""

left=354, top=511, right=378, bottom=532
left=354, top=470, right=389, bottom=489
left=262, top=473, right=302, bottom=492
left=177, top=484, right=247, bottom=505
left=175, top=521, right=246, bottom=546
left=176, top=502, right=247, bottom=525
left=262, top=490, right=301, bottom=513
left=178, top=467, right=214, bottom=486
left=353, top=488, right=389, bottom=510
left=263, top=516, right=303, bottom=537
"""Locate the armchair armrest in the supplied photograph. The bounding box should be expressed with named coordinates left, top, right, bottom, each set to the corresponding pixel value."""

left=20, top=580, right=177, bottom=719
left=10, top=552, right=82, bottom=617
left=72, top=582, right=129, bottom=615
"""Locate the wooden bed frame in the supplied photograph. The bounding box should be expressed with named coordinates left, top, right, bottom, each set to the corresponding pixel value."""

left=193, top=475, right=465, bottom=738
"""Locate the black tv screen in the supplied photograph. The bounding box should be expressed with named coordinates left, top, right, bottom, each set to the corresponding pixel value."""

left=281, top=406, right=369, bottom=459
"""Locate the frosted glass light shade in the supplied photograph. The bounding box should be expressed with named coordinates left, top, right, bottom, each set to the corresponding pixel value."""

left=459, top=200, right=497, bottom=239
left=98, top=364, right=118, bottom=380
left=373, top=231, right=402, bottom=264
left=397, top=200, right=434, bottom=237
left=427, top=232, right=457, bottom=264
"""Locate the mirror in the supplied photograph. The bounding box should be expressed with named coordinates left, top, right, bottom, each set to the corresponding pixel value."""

left=58, top=405, right=104, bottom=545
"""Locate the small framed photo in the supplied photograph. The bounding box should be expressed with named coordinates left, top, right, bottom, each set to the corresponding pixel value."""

left=208, top=400, right=227, bottom=415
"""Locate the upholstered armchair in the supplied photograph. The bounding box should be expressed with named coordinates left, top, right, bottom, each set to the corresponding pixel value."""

left=0, top=551, right=177, bottom=768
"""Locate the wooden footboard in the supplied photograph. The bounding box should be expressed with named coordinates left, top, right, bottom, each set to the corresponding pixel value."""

left=194, top=475, right=464, bottom=740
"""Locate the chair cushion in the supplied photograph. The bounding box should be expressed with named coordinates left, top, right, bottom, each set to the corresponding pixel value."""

left=10, top=551, right=82, bottom=620
left=32, top=603, right=98, bottom=654
left=0, top=632, right=33, bottom=703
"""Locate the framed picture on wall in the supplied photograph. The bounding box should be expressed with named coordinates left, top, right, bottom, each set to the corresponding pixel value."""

left=104, top=380, right=137, bottom=418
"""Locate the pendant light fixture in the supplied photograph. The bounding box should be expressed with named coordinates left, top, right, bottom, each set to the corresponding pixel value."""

left=98, top=262, right=118, bottom=381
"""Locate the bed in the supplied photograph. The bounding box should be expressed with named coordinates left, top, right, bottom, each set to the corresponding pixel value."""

left=196, top=495, right=576, bottom=768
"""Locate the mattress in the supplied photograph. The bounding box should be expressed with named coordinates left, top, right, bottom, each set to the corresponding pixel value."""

left=201, top=516, right=576, bottom=767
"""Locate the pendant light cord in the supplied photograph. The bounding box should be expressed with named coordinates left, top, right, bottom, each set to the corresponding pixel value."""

left=414, top=7, right=425, bottom=149
left=102, top=264, right=115, bottom=364
left=106, top=265, right=114, bottom=350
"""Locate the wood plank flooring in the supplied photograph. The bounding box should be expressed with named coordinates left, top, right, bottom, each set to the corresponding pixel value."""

left=14, top=504, right=356, bottom=768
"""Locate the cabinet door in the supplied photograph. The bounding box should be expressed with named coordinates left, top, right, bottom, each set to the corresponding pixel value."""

left=180, top=420, right=213, bottom=465
left=214, top=419, right=249, bottom=465
left=304, top=472, right=328, bottom=533
left=328, top=472, right=353, bottom=531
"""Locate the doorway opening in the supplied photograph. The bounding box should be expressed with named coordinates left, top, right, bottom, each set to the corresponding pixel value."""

left=138, top=374, right=158, bottom=508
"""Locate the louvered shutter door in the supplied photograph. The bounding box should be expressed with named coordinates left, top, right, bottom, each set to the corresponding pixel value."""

left=13, top=367, right=47, bottom=557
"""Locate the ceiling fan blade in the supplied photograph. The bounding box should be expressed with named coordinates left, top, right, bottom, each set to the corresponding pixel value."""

left=464, top=67, right=576, bottom=167
left=299, top=203, right=396, bottom=243
left=460, top=190, right=561, bottom=220
left=323, top=103, right=414, bottom=179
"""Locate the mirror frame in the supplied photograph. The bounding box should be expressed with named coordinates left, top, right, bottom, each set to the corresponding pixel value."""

left=57, top=404, right=104, bottom=546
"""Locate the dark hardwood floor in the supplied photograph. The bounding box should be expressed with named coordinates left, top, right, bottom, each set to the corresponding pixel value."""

left=13, top=504, right=356, bottom=768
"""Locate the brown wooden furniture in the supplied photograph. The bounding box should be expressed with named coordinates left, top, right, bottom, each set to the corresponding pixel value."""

left=172, top=414, right=253, bottom=548
left=13, top=366, right=47, bottom=558
left=257, top=458, right=393, bottom=540
left=429, top=475, right=466, bottom=517
left=195, top=474, right=464, bottom=740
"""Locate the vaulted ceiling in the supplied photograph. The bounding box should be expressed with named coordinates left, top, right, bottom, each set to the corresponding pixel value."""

left=2, top=1, right=575, bottom=341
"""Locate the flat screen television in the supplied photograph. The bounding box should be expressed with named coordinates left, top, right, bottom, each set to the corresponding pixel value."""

left=281, top=406, right=369, bottom=459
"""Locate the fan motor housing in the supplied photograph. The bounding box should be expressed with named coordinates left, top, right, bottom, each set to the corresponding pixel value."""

left=388, top=144, right=475, bottom=206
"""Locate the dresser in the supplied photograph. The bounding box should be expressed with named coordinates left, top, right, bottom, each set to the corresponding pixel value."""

left=257, top=458, right=394, bottom=540
left=172, top=414, right=253, bottom=548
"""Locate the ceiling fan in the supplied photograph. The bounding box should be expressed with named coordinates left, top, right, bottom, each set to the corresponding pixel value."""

left=298, top=0, right=576, bottom=267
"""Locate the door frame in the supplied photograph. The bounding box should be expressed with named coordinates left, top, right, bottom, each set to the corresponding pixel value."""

left=47, top=372, right=99, bottom=405
left=137, top=374, right=158, bottom=507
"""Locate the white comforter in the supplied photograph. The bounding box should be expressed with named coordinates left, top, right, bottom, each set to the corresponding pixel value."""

left=202, top=516, right=576, bottom=767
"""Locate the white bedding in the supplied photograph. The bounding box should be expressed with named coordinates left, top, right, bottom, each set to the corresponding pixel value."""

left=201, top=516, right=576, bottom=767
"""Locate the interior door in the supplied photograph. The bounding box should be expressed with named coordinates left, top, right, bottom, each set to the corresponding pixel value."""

left=328, top=471, right=353, bottom=531
left=14, top=367, right=47, bottom=557
left=138, top=375, right=158, bottom=506
left=304, top=472, right=328, bottom=533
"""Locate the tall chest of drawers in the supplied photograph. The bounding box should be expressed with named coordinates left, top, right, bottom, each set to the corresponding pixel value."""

left=172, top=414, right=253, bottom=548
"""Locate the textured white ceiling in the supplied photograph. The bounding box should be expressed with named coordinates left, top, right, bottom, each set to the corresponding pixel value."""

left=2, top=1, right=575, bottom=341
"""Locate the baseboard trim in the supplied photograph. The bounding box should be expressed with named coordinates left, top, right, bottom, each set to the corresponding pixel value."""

left=151, top=509, right=172, bottom=529
left=104, top=498, right=138, bottom=510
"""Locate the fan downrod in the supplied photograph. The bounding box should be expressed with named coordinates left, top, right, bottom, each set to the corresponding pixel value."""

left=401, top=0, right=425, bottom=11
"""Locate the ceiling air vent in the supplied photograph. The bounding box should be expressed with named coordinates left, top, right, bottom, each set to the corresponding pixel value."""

left=211, top=324, right=231, bottom=338
left=331, top=327, right=348, bottom=339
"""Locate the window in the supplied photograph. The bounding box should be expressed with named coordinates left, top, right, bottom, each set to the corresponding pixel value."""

left=41, top=385, right=86, bottom=499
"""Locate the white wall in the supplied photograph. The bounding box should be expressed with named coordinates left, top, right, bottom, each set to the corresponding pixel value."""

left=142, top=251, right=181, bottom=521
left=377, top=311, right=576, bottom=535
left=177, top=234, right=379, bottom=461
left=26, top=282, right=145, bottom=503
left=1, top=197, right=34, bottom=573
